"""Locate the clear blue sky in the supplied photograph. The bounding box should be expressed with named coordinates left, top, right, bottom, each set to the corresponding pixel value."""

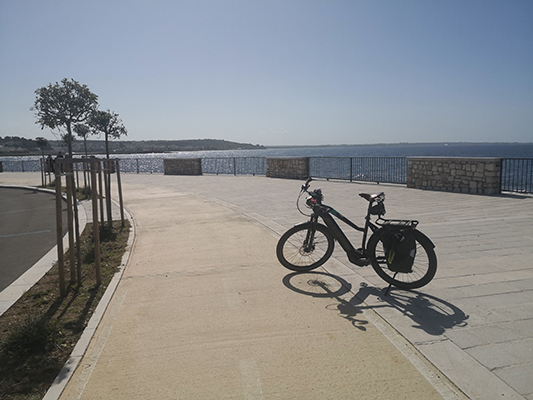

left=1, top=0, right=532, bottom=146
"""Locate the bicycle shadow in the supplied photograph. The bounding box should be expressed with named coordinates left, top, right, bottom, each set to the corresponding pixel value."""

left=353, top=282, right=469, bottom=335
left=282, top=271, right=370, bottom=331
left=282, top=271, right=468, bottom=336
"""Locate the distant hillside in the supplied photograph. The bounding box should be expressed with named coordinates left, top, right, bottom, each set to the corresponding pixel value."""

left=0, top=136, right=265, bottom=155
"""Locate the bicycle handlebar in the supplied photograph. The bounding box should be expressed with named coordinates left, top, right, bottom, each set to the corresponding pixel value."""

left=298, top=177, right=386, bottom=217
left=301, top=177, right=313, bottom=192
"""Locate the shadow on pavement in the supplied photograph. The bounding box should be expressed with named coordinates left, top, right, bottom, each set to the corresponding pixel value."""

left=283, top=271, right=469, bottom=336
left=282, top=271, right=368, bottom=331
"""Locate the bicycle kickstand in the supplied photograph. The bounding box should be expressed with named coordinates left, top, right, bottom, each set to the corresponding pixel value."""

left=384, top=272, right=399, bottom=296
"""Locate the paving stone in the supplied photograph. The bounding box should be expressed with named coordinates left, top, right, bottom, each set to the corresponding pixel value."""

left=456, top=282, right=525, bottom=298
left=429, top=275, right=479, bottom=290
left=466, top=338, right=533, bottom=369
left=449, top=298, right=512, bottom=326
left=426, top=287, right=468, bottom=301
left=494, top=363, right=533, bottom=397
left=462, top=269, right=533, bottom=285
left=468, top=322, right=527, bottom=344
left=513, top=318, right=533, bottom=336
left=491, top=303, right=533, bottom=322
left=510, top=278, right=533, bottom=291
left=472, top=291, right=533, bottom=310
left=444, top=328, right=491, bottom=349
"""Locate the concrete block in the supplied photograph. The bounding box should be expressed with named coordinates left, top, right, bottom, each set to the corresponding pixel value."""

left=163, top=158, right=202, bottom=175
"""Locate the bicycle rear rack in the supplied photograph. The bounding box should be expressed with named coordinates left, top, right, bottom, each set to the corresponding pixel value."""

left=377, top=218, right=419, bottom=228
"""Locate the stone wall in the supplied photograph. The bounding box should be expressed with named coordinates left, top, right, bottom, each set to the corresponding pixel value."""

left=266, top=157, right=309, bottom=180
left=163, top=158, right=202, bottom=175
left=407, top=157, right=501, bottom=195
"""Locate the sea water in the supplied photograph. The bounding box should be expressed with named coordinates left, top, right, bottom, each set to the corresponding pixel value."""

left=2, top=142, right=532, bottom=173
left=160, top=142, right=533, bottom=159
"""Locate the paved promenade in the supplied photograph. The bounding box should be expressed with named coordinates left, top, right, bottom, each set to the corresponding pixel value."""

left=1, top=172, right=532, bottom=399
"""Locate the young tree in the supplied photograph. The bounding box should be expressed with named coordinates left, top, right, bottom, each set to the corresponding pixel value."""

left=62, top=133, right=75, bottom=149
left=89, top=109, right=127, bottom=158
left=35, top=136, right=49, bottom=158
left=74, top=124, right=91, bottom=157
left=32, top=78, right=98, bottom=157
left=36, top=136, right=51, bottom=185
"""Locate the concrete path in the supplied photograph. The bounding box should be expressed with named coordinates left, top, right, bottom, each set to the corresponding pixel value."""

left=63, top=182, right=455, bottom=400
left=174, top=175, right=533, bottom=400
left=1, top=172, right=532, bottom=399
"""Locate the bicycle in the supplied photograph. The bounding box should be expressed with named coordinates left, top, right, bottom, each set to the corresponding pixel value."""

left=276, top=178, right=437, bottom=291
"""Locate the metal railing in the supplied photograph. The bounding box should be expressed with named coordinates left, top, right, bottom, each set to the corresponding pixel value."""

left=116, top=157, right=267, bottom=175
left=202, top=157, right=266, bottom=176
left=0, top=159, right=42, bottom=172
left=119, top=158, right=164, bottom=174
left=501, top=158, right=533, bottom=193
left=310, top=157, right=407, bottom=184
left=3, top=156, right=533, bottom=194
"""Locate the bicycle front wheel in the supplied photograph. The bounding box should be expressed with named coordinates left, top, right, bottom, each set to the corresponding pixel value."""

left=367, top=229, right=437, bottom=290
left=276, top=222, right=335, bottom=272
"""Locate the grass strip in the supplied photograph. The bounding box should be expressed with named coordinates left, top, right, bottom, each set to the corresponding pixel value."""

left=0, top=220, right=130, bottom=400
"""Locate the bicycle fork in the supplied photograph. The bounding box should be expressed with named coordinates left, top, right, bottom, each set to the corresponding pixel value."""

left=303, top=222, right=318, bottom=252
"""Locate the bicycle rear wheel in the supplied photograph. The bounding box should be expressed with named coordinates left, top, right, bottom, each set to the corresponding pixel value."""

left=276, top=222, right=335, bottom=272
left=367, top=228, right=437, bottom=289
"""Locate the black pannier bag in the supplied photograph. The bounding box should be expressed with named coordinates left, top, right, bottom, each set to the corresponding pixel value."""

left=381, top=229, right=417, bottom=272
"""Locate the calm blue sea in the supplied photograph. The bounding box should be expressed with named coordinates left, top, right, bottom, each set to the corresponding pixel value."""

left=157, top=142, right=533, bottom=159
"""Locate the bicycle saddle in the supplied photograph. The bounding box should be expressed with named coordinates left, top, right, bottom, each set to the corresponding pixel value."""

left=359, top=192, right=384, bottom=202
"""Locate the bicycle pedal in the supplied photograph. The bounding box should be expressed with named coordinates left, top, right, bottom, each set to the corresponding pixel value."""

left=348, top=255, right=370, bottom=267
left=357, top=258, right=371, bottom=267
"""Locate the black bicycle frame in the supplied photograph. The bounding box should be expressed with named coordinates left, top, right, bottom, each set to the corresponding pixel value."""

left=311, top=203, right=379, bottom=259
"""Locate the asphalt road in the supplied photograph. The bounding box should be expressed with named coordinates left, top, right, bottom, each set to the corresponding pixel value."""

left=0, top=187, right=68, bottom=292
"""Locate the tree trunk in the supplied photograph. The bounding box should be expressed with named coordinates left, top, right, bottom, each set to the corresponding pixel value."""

left=66, top=122, right=73, bottom=157
left=105, top=132, right=110, bottom=159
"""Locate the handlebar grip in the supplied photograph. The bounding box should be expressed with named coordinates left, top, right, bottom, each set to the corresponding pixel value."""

left=302, top=177, right=313, bottom=190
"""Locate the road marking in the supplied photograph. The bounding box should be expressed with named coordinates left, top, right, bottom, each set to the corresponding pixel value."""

left=0, top=206, right=56, bottom=215
left=0, top=230, right=51, bottom=238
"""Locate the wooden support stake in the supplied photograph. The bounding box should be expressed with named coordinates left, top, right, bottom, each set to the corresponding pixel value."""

left=65, top=162, right=76, bottom=282
left=98, top=162, right=105, bottom=225
left=115, top=159, right=125, bottom=227
left=104, top=160, right=113, bottom=228
left=40, top=158, right=45, bottom=187
left=90, top=161, right=102, bottom=285
left=71, top=161, right=83, bottom=284
left=83, top=158, right=88, bottom=188
left=54, top=162, right=66, bottom=297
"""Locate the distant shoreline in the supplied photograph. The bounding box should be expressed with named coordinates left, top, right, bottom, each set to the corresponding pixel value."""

left=267, top=141, right=532, bottom=149
left=0, top=138, right=264, bottom=156
left=1, top=140, right=532, bottom=157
